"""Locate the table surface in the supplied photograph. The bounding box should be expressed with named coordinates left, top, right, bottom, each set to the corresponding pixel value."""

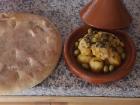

left=0, top=0, right=140, bottom=97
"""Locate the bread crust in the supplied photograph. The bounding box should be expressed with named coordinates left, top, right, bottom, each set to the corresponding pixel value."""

left=0, top=12, right=62, bottom=94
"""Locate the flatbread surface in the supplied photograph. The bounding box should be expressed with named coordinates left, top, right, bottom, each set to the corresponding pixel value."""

left=0, top=12, right=62, bottom=94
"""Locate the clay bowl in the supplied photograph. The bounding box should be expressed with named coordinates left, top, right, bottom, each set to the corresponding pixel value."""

left=64, top=25, right=136, bottom=84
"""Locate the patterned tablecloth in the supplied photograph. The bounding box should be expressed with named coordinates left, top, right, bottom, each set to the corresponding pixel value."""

left=0, top=0, right=139, bottom=97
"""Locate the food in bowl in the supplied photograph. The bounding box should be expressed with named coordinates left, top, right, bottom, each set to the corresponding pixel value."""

left=74, top=28, right=126, bottom=73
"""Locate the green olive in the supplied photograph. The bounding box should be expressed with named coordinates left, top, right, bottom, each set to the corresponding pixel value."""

left=109, top=65, right=115, bottom=72
left=91, top=37, right=97, bottom=43
left=77, top=54, right=92, bottom=64
left=121, top=53, right=126, bottom=60
left=89, top=58, right=104, bottom=72
left=94, top=34, right=99, bottom=38
left=75, top=42, right=79, bottom=47
left=74, top=49, right=80, bottom=55
left=103, top=65, right=109, bottom=73
left=82, top=64, right=89, bottom=69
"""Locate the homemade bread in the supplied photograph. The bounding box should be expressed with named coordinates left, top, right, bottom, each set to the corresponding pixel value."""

left=0, top=12, right=62, bottom=94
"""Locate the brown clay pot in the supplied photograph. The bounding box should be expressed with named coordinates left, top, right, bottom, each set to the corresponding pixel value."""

left=80, top=0, right=132, bottom=30
left=64, top=25, right=136, bottom=84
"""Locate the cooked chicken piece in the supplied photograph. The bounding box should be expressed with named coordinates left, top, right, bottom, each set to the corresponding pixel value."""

left=91, top=46, right=121, bottom=66
left=108, top=49, right=121, bottom=66
left=91, top=46, right=109, bottom=60
left=78, top=39, right=92, bottom=56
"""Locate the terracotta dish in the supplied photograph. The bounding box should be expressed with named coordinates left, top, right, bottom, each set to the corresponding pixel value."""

left=64, top=25, right=136, bottom=84
left=80, top=0, right=132, bottom=30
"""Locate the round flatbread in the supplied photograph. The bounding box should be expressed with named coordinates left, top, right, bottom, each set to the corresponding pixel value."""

left=0, top=12, right=62, bottom=94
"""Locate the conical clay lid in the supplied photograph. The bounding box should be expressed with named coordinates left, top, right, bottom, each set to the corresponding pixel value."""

left=80, top=0, right=132, bottom=29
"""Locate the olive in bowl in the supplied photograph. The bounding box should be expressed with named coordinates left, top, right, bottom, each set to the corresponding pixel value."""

left=64, top=25, right=136, bottom=84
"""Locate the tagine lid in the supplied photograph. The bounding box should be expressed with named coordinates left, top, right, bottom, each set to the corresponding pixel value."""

left=80, top=0, right=132, bottom=30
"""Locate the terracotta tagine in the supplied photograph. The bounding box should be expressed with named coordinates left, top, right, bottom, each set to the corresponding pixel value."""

left=64, top=0, right=136, bottom=84
left=64, top=25, right=136, bottom=84
left=80, top=0, right=132, bottom=30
